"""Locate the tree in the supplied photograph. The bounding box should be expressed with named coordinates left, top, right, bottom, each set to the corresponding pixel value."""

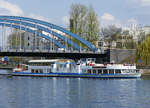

left=136, top=36, right=150, bottom=65
left=124, top=39, right=136, bottom=49
left=69, top=4, right=100, bottom=46
left=101, top=25, right=122, bottom=48
left=138, top=31, right=146, bottom=44
left=70, top=4, right=87, bottom=37
left=85, top=6, right=100, bottom=45
left=122, top=30, right=137, bottom=49
left=101, top=25, right=122, bottom=41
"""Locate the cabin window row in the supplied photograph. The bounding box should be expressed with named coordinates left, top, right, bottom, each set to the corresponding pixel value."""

left=31, top=69, right=43, bottom=73
left=31, top=69, right=52, bottom=73
left=87, top=69, right=121, bottom=74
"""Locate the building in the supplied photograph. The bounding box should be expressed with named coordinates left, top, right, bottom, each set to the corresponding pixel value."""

left=144, top=26, right=150, bottom=35
left=22, top=32, right=41, bottom=50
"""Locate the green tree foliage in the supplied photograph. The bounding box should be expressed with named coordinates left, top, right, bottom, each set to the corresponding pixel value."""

left=85, top=6, right=100, bottom=45
left=122, top=30, right=137, bottom=49
left=136, top=36, right=150, bottom=65
left=70, top=4, right=87, bottom=37
left=69, top=4, right=100, bottom=46
left=138, top=31, right=146, bottom=44
left=124, top=40, right=137, bottom=49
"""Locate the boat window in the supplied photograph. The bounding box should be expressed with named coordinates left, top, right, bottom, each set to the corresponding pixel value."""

left=122, top=69, right=129, bottom=73
left=82, top=69, right=87, bottom=73
left=109, top=69, right=114, bottom=74
left=103, top=69, right=108, bottom=74
left=48, top=69, right=51, bottom=73
left=93, top=69, right=97, bottom=74
left=40, top=69, right=43, bottom=73
left=36, top=70, right=38, bottom=73
left=88, top=69, right=91, bottom=74
left=25, top=66, right=28, bottom=70
left=130, top=69, right=135, bottom=73
left=31, top=69, right=34, bottom=73
left=116, top=69, right=121, bottom=73
left=136, top=70, right=139, bottom=73
left=69, top=64, right=72, bottom=70
left=98, top=70, right=102, bottom=74
left=56, top=66, right=59, bottom=71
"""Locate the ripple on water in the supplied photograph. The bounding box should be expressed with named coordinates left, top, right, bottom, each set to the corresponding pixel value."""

left=0, top=70, right=150, bottom=108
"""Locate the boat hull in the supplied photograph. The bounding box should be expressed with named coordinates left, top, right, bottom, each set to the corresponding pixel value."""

left=12, top=72, right=141, bottom=78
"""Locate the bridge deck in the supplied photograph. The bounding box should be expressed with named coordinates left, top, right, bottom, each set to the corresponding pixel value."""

left=0, top=50, right=107, bottom=59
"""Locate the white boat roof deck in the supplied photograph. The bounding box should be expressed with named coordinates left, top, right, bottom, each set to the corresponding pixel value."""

left=28, top=59, right=74, bottom=63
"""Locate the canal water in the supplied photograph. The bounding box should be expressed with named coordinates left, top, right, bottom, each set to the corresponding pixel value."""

left=0, top=70, right=150, bottom=108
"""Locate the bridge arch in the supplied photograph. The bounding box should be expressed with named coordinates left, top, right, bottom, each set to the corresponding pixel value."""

left=0, top=23, right=65, bottom=48
left=0, top=19, right=82, bottom=51
left=0, top=16, right=98, bottom=52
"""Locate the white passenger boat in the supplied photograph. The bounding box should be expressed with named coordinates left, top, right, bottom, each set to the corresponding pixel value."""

left=12, top=58, right=141, bottom=78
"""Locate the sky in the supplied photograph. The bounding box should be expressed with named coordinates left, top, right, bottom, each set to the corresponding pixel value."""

left=0, top=0, right=150, bottom=28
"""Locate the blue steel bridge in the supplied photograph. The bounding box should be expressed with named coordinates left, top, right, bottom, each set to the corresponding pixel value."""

left=0, top=16, right=108, bottom=60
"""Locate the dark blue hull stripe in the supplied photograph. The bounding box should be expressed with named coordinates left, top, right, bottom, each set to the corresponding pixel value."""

left=12, top=72, right=140, bottom=78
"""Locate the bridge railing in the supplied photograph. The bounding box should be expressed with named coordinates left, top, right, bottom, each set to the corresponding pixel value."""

left=0, top=48, right=107, bottom=54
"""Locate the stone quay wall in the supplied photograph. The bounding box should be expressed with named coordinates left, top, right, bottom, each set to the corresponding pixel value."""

left=108, top=49, right=136, bottom=63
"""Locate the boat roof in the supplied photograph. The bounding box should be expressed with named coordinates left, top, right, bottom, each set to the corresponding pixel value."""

left=28, top=59, right=74, bottom=63
left=28, top=59, right=59, bottom=63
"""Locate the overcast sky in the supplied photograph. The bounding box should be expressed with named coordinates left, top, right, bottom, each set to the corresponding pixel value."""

left=0, top=0, right=150, bottom=28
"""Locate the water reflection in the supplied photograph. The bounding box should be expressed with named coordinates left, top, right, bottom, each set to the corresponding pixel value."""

left=0, top=70, right=150, bottom=108
left=141, top=75, right=150, bottom=80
